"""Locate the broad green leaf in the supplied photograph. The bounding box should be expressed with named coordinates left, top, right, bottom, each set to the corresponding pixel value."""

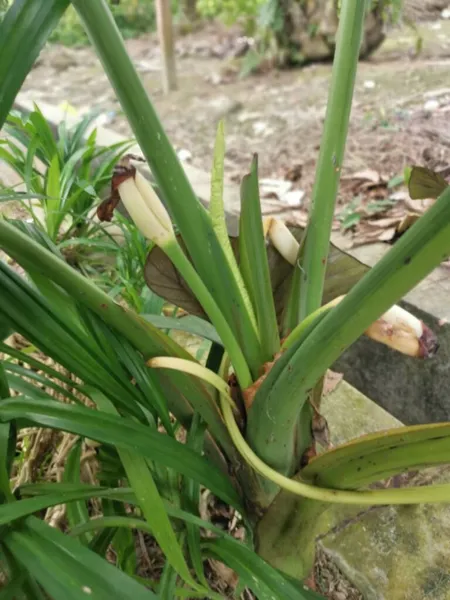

left=408, top=165, right=448, bottom=200
left=0, top=0, right=68, bottom=129
left=3, top=516, right=158, bottom=600
left=0, top=397, right=243, bottom=512
left=239, top=156, right=280, bottom=359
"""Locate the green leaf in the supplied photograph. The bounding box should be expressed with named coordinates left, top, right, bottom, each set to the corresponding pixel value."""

left=142, top=314, right=222, bottom=346
left=408, top=165, right=448, bottom=200
left=302, top=421, right=450, bottom=489
left=0, top=221, right=236, bottom=462
left=239, top=156, right=280, bottom=360
left=0, top=0, right=70, bottom=128
left=45, top=153, right=61, bottom=240
left=0, top=362, right=15, bottom=504
left=29, top=105, right=59, bottom=164
left=183, top=414, right=207, bottom=586
left=0, top=397, right=243, bottom=512
left=203, top=537, right=324, bottom=600
left=63, top=440, right=93, bottom=545
left=72, top=0, right=263, bottom=378
left=3, top=516, right=158, bottom=599
left=248, top=184, right=450, bottom=479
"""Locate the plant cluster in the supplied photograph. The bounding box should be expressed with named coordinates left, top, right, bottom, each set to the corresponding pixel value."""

left=0, top=1, right=449, bottom=599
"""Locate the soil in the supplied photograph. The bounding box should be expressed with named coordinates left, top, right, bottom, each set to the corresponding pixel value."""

left=13, top=10, right=450, bottom=246
left=3, top=4, right=450, bottom=599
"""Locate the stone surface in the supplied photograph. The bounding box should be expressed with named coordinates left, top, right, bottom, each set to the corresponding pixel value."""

left=320, top=468, right=450, bottom=600
left=320, top=382, right=450, bottom=600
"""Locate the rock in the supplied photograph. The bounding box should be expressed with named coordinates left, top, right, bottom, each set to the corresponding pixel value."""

left=320, top=468, right=450, bottom=600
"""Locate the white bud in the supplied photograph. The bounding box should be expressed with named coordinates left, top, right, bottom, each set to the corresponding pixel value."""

left=117, top=174, right=174, bottom=247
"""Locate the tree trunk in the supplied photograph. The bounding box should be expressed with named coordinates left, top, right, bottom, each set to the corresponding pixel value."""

left=277, top=0, right=385, bottom=64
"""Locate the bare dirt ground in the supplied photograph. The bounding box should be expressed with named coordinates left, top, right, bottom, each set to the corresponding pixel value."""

left=16, top=11, right=450, bottom=248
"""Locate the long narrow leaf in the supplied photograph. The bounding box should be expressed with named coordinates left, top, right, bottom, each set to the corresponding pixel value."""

left=0, top=0, right=70, bottom=127
left=248, top=185, right=450, bottom=476
left=0, top=221, right=236, bottom=461
left=71, top=0, right=263, bottom=376
left=0, top=396, right=243, bottom=512
left=239, top=156, right=280, bottom=360
left=3, top=516, right=158, bottom=600
left=63, top=440, right=93, bottom=545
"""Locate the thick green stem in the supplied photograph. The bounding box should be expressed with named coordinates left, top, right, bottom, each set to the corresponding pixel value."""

left=299, top=0, right=367, bottom=321
left=164, top=242, right=253, bottom=389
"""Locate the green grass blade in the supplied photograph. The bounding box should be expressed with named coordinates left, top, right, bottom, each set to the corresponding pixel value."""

left=0, top=396, right=243, bottom=512
left=203, top=537, right=324, bottom=600
left=63, top=440, right=92, bottom=545
left=239, top=156, right=280, bottom=360
left=0, top=362, right=15, bottom=504
left=0, top=221, right=236, bottom=460
left=3, top=516, right=158, bottom=600
left=0, top=0, right=69, bottom=128
left=71, top=0, right=263, bottom=376
left=44, top=153, right=61, bottom=240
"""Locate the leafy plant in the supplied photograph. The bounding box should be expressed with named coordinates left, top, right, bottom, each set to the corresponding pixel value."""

left=48, top=0, right=179, bottom=46
left=1, top=105, right=132, bottom=244
left=1, top=0, right=450, bottom=598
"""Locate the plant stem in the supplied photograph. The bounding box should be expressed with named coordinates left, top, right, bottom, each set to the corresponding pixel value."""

left=164, top=242, right=253, bottom=389
left=299, top=0, right=367, bottom=321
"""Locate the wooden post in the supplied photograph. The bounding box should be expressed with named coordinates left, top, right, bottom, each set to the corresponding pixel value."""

left=155, top=0, right=177, bottom=94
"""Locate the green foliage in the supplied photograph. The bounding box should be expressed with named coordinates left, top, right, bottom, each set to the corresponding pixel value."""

left=197, top=0, right=265, bottom=31
left=1, top=105, right=131, bottom=243
left=49, top=0, right=179, bottom=47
